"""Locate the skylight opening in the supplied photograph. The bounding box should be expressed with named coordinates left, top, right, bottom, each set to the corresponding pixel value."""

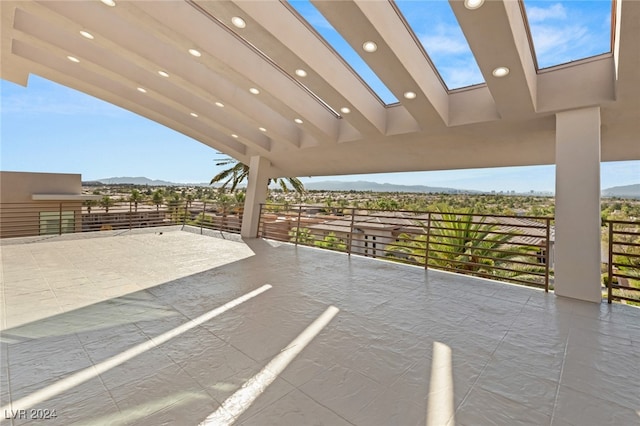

left=523, top=0, right=613, bottom=70
left=394, top=1, right=484, bottom=91
left=287, top=0, right=399, bottom=105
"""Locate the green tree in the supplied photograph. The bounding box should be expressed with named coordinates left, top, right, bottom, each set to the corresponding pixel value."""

left=151, top=190, right=164, bottom=212
left=314, top=232, right=347, bottom=252
left=129, top=189, right=143, bottom=212
left=289, top=227, right=315, bottom=245
left=210, top=156, right=305, bottom=194
left=83, top=199, right=98, bottom=214
left=168, top=194, right=182, bottom=222
left=390, top=205, right=537, bottom=277
left=99, top=196, right=115, bottom=213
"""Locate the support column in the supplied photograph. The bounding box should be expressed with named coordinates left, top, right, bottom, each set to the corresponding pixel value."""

left=554, top=107, right=602, bottom=303
left=241, top=156, right=271, bottom=238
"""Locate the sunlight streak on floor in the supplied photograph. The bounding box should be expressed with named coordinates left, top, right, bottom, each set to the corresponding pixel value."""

left=426, top=341, right=455, bottom=426
left=0, top=284, right=272, bottom=413
left=199, top=305, right=340, bottom=425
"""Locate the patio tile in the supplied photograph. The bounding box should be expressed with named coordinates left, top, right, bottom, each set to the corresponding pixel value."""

left=2, top=229, right=639, bottom=425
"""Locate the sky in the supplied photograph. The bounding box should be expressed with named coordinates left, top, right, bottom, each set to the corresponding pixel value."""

left=1, top=1, right=637, bottom=193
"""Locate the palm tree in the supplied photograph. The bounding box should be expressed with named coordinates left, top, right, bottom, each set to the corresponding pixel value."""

left=83, top=199, right=98, bottom=214
left=210, top=156, right=305, bottom=194
left=151, top=190, right=164, bottom=212
left=99, top=196, right=115, bottom=213
left=129, top=189, right=143, bottom=212
left=389, top=205, right=535, bottom=277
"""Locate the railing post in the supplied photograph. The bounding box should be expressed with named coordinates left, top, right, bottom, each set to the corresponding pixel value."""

left=58, top=202, right=63, bottom=235
left=608, top=221, right=614, bottom=304
left=348, top=210, right=356, bottom=256
left=200, top=201, right=206, bottom=235
left=129, top=201, right=133, bottom=230
left=544, top=218, right=551, bottom=292
left=425, top=212, right=431, bottom=269
left=256, top=203, right=264, bottom=238
left=295, top=205, right=303, bottom=246
left=183, top=200, right=188, bottom=227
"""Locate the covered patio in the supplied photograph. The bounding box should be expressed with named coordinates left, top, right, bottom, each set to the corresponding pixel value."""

left=1, top=228, right=638, bottom=425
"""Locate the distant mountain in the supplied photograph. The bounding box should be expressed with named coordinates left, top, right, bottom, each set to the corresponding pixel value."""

left=602, top=184, right=640, bottom=198
left=303, top=180, right=478, bottom=194
left=91, top=177, right=206, bottom=186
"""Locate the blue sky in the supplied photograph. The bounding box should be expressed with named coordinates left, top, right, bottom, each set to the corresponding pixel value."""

left=1, top=1, right=636, bottom=192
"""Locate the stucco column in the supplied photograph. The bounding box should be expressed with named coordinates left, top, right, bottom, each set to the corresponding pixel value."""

left=241, top=156, right=271, bottom=238
left=554, top=107, right=602, bottom=303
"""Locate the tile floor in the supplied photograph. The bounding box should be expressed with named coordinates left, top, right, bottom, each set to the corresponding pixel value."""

left=0, top=227, right=639, bottom=425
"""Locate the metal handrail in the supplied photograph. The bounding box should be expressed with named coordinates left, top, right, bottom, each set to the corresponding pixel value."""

left=605, top=219, right=640, bottom=304
left=259, top=203, right=553, bottom=290
left=0, top=200, right=243, bottom=238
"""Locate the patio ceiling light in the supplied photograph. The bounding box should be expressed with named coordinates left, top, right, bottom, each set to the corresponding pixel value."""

left=294, top=118, right=303, bottom=124
left=231, top=17, right=246, bottom=29
left=79, top=30, right=94, bottom=40
left=363, top=41, right=378, bottom=53
left=340, top=107, right=351, bottom=114
left=295, top=69, right=307, bottom=78
left=67, top=55, right=80, bottom=63
left=464, top=0, right=484, bottom=10
left=158, top=70, right=169, bottom=77
left=188, top=48, right=202, bottom=57
left=215, top=102, right=224, bottom=108
left=190, top=112, right=199, bottom=117
left=492, top=66, right=510, bottom=77
left=259, top=127, right=267, bottom=132
left=100, top=0, right=116, bottom=7
left=137, top=87, right=147, bottom=93
left=403, top=91, right=417, bottom=99
left=249, top=87, right=260, bottom=95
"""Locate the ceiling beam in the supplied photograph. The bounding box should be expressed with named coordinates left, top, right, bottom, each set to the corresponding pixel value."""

left=231, top=0, right=387, bottom=139
left=450, top=0, right=537, bottom=119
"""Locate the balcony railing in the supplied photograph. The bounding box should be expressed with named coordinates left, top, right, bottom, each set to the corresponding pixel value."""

left=0, top=200, right=243, bottom=238
left=258, top=204, right=553, bottom=290
left=605, top=219, right=640, bottom=304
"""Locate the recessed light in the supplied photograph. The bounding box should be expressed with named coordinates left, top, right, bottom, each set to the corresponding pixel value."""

left=231, top=16, right=246, bottom=29
left=259, top=127, right=267, bottom=132
left=340, top=107, right=351, bottom=114
left=249, top=87, right=260, bottom=95
left=215, top=102, right=224, bottom=108
left=294, top=118, right=303, bottom=124
left=100, top=0, right=116, bottom=6
left=295, top=69, right=307, bottom=78
left=492, top=66, right=510, bottom=77
left=231, top=134, right=238, bottom=138
left=67, top=55, right=80, bottom=63
left=362, top=41, right=377, bottom=53
left=80, top=30, right=94, bottom=40
left=188, top=48, right=202, bottom=57
left=190, top=112, right=199, bottom=117
left=137, top=87, right=147, bottom=93
left=158, top=70, right=169, bottom=77
left=464, top=0, right=484, bottom=10
left=403, top=91, right=417, bottom=99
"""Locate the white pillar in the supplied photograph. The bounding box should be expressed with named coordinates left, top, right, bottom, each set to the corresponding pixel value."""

left=241, top=156, right=270, bottom=238
left=554, top=107, right=602, bottom=303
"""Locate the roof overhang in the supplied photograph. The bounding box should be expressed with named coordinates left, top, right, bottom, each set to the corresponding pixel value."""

left=1, top=0, right=638, bottom=179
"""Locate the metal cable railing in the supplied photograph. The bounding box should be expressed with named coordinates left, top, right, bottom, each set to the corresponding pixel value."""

left=258, top=204, right=553, bottom=290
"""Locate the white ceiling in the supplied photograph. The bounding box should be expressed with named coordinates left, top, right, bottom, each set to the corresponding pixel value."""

left=1, top=0, right=638, bottom=179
